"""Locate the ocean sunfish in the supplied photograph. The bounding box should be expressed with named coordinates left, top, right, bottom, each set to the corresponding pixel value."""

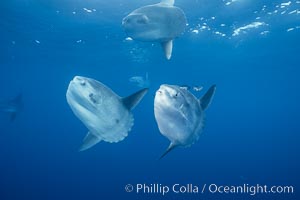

left=66, top=76, right=148, bottom=151
left=122, top=0, right=187, bottom=60
left=154, top=84, right=216, bottom=159
left=0, top=93, right=23, bottom=121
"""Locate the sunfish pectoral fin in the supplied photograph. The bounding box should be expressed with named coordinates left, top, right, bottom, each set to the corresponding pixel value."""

left=160, top=0, right=175, bottom=6
left=122, top=88, right=149, bottom=110
left=79, top=132, right=102, bottom=152
left=159, top=143, right=176, bottom=159
left=161, top=40, right=173, bottom=60
left=200, top=84, right=216, bottom=110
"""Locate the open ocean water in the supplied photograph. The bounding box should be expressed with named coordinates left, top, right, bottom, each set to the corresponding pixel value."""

left=0, top=0, right=299, bottom=199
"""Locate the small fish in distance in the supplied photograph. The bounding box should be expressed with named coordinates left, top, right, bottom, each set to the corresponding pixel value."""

left=0, top=93, right=23, bottom=121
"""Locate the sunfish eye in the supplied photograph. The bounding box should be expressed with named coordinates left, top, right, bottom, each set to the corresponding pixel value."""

left=173, top=92, right=179, bottom=98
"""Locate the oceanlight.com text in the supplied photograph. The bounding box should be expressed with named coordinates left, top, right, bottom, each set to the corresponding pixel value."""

left=207, top=183, right=294, bottom=195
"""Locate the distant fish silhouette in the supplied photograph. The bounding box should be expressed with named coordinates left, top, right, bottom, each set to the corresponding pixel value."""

left=179, top=85, right=203, bottom=92
left=193, top=86, right=203, bottom=92
left=129, top=72, right=150, bottom=88
left=0, top=93, right=23, bottom=121
left=179, top=85, right=191, bottom=90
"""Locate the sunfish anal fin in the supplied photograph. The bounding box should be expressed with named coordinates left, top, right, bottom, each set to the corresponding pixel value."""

left=161, top=40, right=173, bottom=60
left=200, top=85, right=216, bottom=110
left=159, top=142, right=176, bottom=159
left=160, top=0, right=175, bottom=6
left=122, top=88, right=148, bottom=110
left=79, top=132, right=102, bottom=152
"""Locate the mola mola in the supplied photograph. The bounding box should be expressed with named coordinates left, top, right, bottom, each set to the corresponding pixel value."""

left=66, top=76, right=148, bottom=151
left=0, top=93, right=23, bottom=121
left=122, top=0, right=187, bottom=60
left=154, top=84, right=216, bottom=159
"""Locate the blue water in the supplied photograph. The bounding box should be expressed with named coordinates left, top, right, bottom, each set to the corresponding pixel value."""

left=0, top=0, right=299, bottom=199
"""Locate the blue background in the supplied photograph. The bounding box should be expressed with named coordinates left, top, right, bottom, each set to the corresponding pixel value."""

left=0, top=0, right=299, bottom=199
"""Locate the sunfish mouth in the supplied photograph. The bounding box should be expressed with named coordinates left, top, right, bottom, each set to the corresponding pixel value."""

left=156, top=90, right=163, bottom=95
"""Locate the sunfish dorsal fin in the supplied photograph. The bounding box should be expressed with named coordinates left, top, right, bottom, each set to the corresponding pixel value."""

left=122, top=88, right=148, bottom=110
left=200, top=85, right=216, bottom=110
left=161, top=40, right=173, bottom=60
left=79, top=132, right=102, bottom=152
left=159, top=143, right=176, bottom=159
left=160, top=0, right=175, bottom=6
